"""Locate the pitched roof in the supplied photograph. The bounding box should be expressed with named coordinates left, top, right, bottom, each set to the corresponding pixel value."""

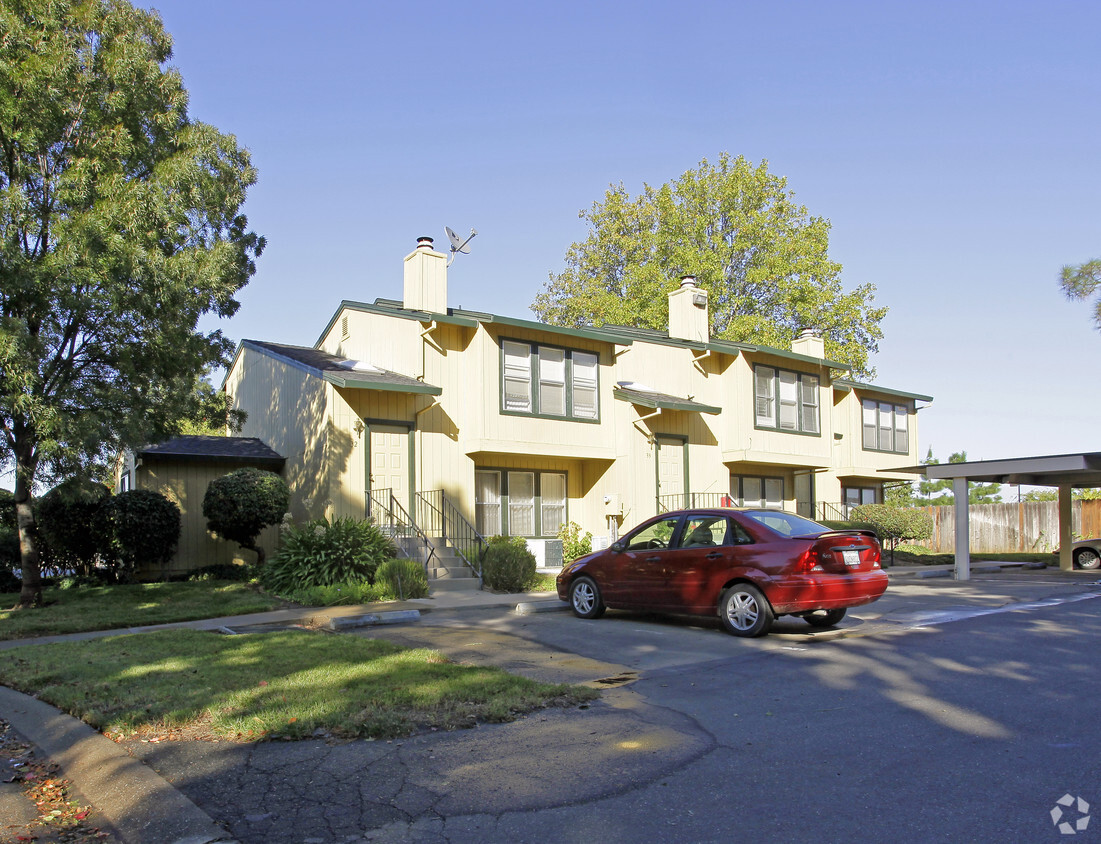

left=138, top=436, right=285, bottom=466
left=243, top=340, right=443, bottom=395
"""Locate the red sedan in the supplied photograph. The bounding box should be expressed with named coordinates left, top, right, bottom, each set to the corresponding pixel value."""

left=556, top=508, right=887, bottom=637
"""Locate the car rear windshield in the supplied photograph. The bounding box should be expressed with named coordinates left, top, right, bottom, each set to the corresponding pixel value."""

left=742, top=510, right=828, bottom=537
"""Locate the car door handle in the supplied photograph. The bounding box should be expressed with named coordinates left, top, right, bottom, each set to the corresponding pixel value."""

left=645, top=556, right=661, bottom=562
left=706, top=552, right=723, bottom=559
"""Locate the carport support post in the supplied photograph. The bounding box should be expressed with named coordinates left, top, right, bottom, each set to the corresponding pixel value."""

left=1058, top=484, right=1074, bottom=571
left=953, top=476, right=970, bottom=580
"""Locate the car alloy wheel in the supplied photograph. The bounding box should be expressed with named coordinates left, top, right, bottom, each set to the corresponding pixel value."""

left=719, top=584, right=773, bottom=637
left=1075, top=548, right=1101, bottom=570
left=569, top=576, right=606, bottom=619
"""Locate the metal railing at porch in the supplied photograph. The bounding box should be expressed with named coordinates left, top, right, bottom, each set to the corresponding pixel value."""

left=816, top=502, right=850, bottom=522
left=657, top=492, right=734, bottom=512
left=415, top=490, right=487, bottom=585
left=365, top=489, right=437, bottom=575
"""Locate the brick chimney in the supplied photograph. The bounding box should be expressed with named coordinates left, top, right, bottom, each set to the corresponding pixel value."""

left=791, top=328, right=825, bottom=359
left=667, top=276, right=709, bottom=343
left=403, top=236, right=447, bottom=313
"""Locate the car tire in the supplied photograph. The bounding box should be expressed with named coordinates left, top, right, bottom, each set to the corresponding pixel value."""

left=569, top=576, right=606, bottom=619
left=802, top=608, right=847, bottom=628
left=1075, top=548, right=1101, bottom=570
left=719, top=584, right=774, bottom=637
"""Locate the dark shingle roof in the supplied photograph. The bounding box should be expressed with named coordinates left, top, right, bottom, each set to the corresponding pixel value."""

left=243, top=340, right=442, bottom=395
left=138, top=436, right=285, bottom=466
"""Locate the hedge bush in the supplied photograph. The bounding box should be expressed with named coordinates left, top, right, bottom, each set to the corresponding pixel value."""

left=481, top=535, right=539, bottom=592
left=203, top=468, right=290, bottom=566
left=261, top=517, right=396, bottom=594
left=850, top=504, right=934, bottom=563
left=375, top=557, right=429, bottom=600
left=95, top=490, right=181, bottom=581
left=36, top=478, right=111, bottom=576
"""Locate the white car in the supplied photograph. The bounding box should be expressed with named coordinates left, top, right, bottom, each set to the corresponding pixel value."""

left=1073, top=538, right=1101, bottom=570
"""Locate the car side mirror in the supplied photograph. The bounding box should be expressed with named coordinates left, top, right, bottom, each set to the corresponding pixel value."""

left=611, top=540, right=625, bottom=553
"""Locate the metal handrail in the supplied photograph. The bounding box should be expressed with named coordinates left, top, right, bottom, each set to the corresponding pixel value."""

left=657, top=492, right=735, bottom=512
left=366, top=489, right=437, bottom=574
left=416, top=490, right=487, bottom=586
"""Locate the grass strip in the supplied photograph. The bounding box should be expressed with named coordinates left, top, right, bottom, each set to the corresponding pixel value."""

left=0, top=629, right=599, bottom=740
left=0, top=582, right=285, bottom=641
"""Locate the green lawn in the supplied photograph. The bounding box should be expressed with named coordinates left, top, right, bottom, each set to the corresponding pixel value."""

left=0, top=629, right=599, bottom=740
left=0, top=581, right=285, bottom=640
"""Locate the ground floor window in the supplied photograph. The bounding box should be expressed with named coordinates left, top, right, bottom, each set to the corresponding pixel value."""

left=842, top=485, right=879, bottom=516
left=475, top=469, right=567, bottom=538
left=732, top=475, right=784, bottom=509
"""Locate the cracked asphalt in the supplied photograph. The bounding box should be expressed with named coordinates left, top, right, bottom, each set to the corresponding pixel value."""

left=43, top=569, right=1101, bottom=843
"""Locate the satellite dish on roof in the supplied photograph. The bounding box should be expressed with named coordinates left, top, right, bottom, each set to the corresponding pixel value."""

left=445, top=226, right=477, bottom=266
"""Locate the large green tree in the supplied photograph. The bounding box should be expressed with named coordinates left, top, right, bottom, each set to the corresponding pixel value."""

left=532, top=153, right=887, bottom=378
left=1061, top=257, right=1101, bottom=329
left=0, top=0, right=263, bottom=607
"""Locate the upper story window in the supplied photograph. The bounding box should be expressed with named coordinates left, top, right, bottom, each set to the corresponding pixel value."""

left=862, top=399, right=909, bottom=453
left=754, top=365, right=819, bottom=434
left=501, top=340, right=599, bottom=421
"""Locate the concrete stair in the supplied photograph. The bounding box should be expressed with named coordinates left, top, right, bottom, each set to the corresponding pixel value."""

left=425, top=537, right=480, bottom=593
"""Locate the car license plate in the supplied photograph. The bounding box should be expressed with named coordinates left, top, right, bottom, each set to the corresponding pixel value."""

left=842, top=550, right=861, bottom=566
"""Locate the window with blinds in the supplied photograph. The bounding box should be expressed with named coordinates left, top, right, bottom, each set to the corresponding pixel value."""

left=861, top=399, right=910, bottom=454
left=754, top=365, right=820, bottom=434
left=500, top=340, right=599, bottom=421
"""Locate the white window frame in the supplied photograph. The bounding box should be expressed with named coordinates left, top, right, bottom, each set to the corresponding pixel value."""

left=754, top=365, right=820, bottom=434
left=501, top=340, right=600, bottom=421
left=861, top=399, right=910, bottom=454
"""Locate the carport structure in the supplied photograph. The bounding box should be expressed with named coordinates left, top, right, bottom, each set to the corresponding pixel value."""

left=889, top=452, right=1101, bottom=579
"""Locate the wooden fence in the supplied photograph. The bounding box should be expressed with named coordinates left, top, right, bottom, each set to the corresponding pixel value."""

left=912, top=499, right=1101, bottom=553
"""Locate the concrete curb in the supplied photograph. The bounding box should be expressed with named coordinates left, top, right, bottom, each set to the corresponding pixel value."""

left=0, top=685, right=237, bottom=844
left=323, top=609, right=422, bottom=631
left=514, top=599, right=571, bottom=615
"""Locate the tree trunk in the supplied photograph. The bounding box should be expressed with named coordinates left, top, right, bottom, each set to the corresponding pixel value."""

left=15, top=474, right=43, bottom=608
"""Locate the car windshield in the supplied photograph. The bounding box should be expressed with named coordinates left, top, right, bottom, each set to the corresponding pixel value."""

left=741, top=510, right=827, bottom=537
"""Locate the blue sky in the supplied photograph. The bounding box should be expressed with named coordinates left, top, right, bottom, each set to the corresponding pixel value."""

left=148, top=0, right=1101, bottom=485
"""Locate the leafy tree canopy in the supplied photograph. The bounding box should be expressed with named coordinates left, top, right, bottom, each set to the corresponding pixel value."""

left=1061, top=257, right=1101, bottom=330
left=0, top=0, right=263, bottom=605
left=532, top=153, right=887, bottom=378
left=1021, top=487, right=1101, bottom=502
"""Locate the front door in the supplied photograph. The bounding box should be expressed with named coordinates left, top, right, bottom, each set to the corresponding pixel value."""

left=656, top=436, right=686, bottom=508
left=369, top=424, right=410, bottom=510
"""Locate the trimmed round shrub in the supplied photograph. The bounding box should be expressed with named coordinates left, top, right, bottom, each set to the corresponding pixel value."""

left=36, top=478, right=111, bottom=576
left=203, top=469, right=290, bottom=566
left=95, top=490, right=181, bottom=581
left=481, top=535, right=538, bottom=592
left=375, top=557, right=429, bottom=600
left=261, top=516, right=396, bottom=594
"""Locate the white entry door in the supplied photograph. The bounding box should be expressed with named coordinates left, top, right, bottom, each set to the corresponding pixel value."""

left=656, top=436, right=686, bottom=504
left=370, top=424, right=409, bottom=507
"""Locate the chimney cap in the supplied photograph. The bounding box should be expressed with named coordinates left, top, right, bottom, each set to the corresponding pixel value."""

left=799, top=328, right=819, bottom=339
left=680, top=275, right=697, bottom=288
left=416, top=236, right=434, bottom=249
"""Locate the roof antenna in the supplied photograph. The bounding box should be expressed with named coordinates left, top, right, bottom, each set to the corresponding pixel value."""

left=445, top=226, right=477, bottom=267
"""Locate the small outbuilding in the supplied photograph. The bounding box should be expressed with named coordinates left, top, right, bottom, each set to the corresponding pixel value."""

left=121, top=436, right=286, bottom=577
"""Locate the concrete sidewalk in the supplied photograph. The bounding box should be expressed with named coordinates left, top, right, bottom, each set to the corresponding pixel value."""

left=2, top=563, right=1099, bottom=843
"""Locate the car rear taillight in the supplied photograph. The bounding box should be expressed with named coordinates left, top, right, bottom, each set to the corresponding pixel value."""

left=795, top=548, right=825, bottom=573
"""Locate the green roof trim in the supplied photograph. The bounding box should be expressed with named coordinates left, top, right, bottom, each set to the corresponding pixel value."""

left=613, top=386, right=722, bottom=415
left=315, top=299, right=479, bottom=346
left=473, top=313, right=635, bottom=346
left=834, top=379, right=934, bottom=403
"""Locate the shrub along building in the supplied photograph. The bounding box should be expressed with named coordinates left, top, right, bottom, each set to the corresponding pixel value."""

left=218, top=237, right=931, bottom=585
